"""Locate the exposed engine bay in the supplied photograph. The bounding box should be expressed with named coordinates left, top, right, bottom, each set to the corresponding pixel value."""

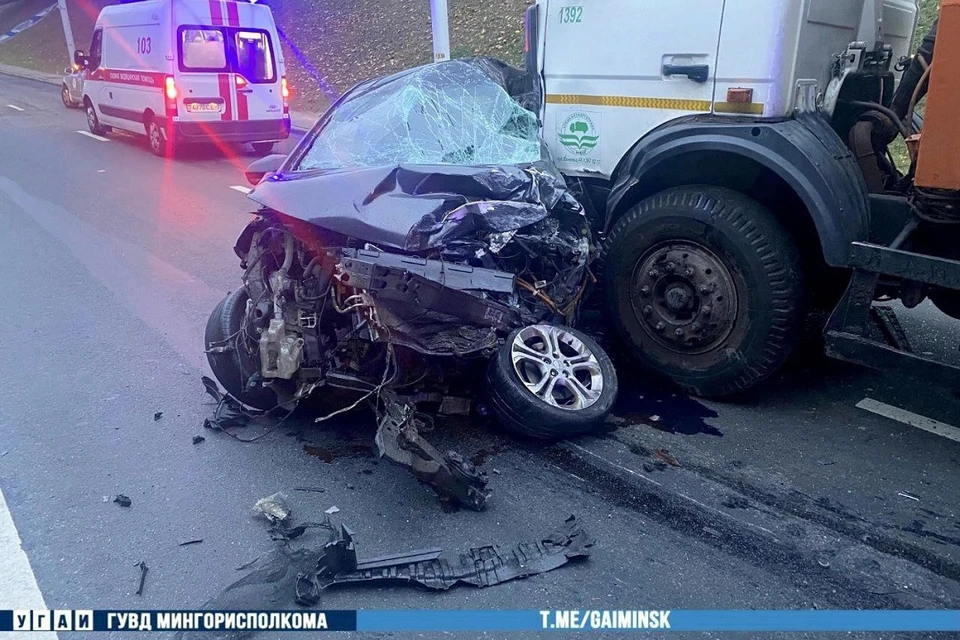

left=206, top=59, right=617, bottom=511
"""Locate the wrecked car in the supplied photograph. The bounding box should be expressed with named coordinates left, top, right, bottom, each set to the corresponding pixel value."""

left=204, top=58, right=617, bottom=510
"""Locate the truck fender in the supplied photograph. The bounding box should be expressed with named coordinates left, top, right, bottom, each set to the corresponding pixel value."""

left=606, top=113, right=870, bottom=268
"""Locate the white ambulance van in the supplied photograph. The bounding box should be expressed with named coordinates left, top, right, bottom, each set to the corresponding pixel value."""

left=76, top=0, right=290, bottom=156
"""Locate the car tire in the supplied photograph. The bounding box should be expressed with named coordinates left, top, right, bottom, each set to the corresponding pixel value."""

left=603, top=186, right=805, bottom=398
left=85, top=100, right=107, bottom=136
left=146, top=117, right=171, bottom=157
left=486, top=325, right=618, bottom=440
left=61, top=85, right=74, bottom=108
left=205, top=289, right=278, bottom=411
left=251, top=141, right=275, bottom=155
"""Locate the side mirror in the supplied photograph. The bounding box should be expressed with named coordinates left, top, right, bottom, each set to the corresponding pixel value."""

left=73, top=50, right=86, bottom=67
left=245, top=153, right=286, bottom=186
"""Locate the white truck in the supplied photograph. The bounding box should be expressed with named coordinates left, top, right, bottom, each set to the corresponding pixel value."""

left=521, top=0, right=952, bottom=397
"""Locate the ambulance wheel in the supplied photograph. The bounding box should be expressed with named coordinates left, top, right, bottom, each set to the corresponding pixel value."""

left=147, top=117, right=172, bottom=157
left=486, top=325, right=618, bottom=440
left=252, top=142, right=275, bottom=155
left=85, top=100, right=107, bottom=136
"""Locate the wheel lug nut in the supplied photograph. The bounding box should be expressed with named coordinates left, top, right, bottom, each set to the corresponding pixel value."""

left=674, top=328, right=684, bottom=337
left=648, top=270, right=660, bottom=279
left=640, top=286, right=651, bottom=296
left=665, top=262, right=675, bottom=272
left=684, top=269, right=694, bottom=277
left=642, top=305, right=652, bottom=317
left=655, top=322, right=665, bottom=332
left=699, top=285, right=709, bottom=294
left=692, top=322, right=702, bottom=332
left=550, top=370, right=558, bottom=377
left=701, top=306, right=711, bottom=316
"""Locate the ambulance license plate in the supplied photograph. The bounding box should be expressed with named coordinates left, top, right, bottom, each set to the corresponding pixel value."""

left=186, top=102, right=223, bottom=113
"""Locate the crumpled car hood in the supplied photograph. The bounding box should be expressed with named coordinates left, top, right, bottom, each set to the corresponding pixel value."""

left=247, top=57, right=587, bottom=253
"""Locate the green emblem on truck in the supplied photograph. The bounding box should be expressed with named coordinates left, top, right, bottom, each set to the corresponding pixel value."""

left=558, top=112, right=599, bottom=156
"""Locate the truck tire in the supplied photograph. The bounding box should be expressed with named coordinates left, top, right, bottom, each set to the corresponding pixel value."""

left=603, top=186, right=805, bottom=397
left=486, top=325, right=618, bottom=440
left=205, top=290, right=277, bottom=411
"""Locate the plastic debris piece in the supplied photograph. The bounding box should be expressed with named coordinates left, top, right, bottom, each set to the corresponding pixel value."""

left=817, top=556, right=831, bottom=568
left=201, top=376, right=258, bottom=430
left=192, top=436, right=206, bottom=445
left=294, top=486, right=325, bottom=494
left=154, top=412, right=163, bottom=421
left=134, top=560, right=148, bottom=596
left=179, top=539, right=204, bottom=547
left=324, top=506, right=340, bottom=515
left=114, top=495, right=132, bottom=508
left=253, top=493, right=291, bottom=523
left=293, top=515, right=591, bottom=605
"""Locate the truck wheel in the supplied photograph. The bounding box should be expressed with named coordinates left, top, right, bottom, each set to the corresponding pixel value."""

left=85, top=101, right=107, bottom=136
left=603, top=186, right=805, bottom=397
left=146, top=118, right=171, bottom=157
left=486, top=325, right=618, bottom=440
left=251, top=142, right=275, bottom=155
left=205, top=290, right=277, bottom=411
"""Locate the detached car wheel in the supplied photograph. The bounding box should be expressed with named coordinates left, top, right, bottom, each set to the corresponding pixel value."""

left=603, top=186, right=805, bottom=397
left=205, top=289, right=277, bottom=411
left=486, top=325, right=617, bottom=440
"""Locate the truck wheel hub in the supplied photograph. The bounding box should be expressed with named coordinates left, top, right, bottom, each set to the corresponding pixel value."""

left=630, top=242, right=738, bottom=354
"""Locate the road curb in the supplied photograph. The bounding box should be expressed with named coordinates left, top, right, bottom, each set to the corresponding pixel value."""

left=0, top=63, right=60, bottom=86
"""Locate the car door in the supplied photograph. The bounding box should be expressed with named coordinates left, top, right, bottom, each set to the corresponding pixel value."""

left=231, top=28, right=283, bottom=122
left=85, top=28, right=110, bottom=122
left=540, top=0, right=723, bottom=177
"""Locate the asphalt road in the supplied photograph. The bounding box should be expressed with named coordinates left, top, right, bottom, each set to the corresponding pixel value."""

left=0, top=72, right=959, bottom=639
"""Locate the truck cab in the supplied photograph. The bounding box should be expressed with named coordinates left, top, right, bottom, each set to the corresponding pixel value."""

left=523, top=0, right=954, bottom=397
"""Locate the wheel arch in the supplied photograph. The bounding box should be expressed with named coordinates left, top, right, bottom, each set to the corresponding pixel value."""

left=606, top=114, right=870, bottom=269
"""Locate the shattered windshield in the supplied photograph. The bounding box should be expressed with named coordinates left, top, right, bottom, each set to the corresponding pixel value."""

left=295, top=60, right=541, bottom=170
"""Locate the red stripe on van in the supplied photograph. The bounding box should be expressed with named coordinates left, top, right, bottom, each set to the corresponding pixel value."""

left=209, top=0, right=224, bottom=26
left=236, top=90, right=249, bottom=120
left=218, top=73, right=233, bottom=120
left=226, top=1, right=239, bottom=27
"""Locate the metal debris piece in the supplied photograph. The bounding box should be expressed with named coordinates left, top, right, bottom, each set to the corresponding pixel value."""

left=375, top=390, right=489, bottom=511
left=324, top=506, right=340, bottom=515
left=114, top=495, right=132, bottom=508
left=192, top=436, right=206, bottom=445
left=655, top=449, right=680, bottom=467
left=253, top=493, right=291, bottom=523
left=898, top=491, right=920, bottom=502
left=134, top=561, right=148, bottom=596
left=179, top=539, right=204, bottom=547
left=295, top=486, right=326, bottom=494
left=295, top=516, right=591, bottom=606
left=154, top=412, right=163, bottom=421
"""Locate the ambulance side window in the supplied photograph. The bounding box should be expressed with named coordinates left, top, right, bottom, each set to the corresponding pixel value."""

left=89, top=28, right=103, bottom=71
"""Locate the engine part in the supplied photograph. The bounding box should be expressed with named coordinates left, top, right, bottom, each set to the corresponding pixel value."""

left=338, top=247, right=515, bottom=293
left=259, top=318, right=304, bottom=380
left=374, top=389, right=489, bottom=510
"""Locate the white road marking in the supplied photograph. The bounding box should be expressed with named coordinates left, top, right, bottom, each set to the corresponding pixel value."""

left=76, top=130, right=109, bottom=142
left=0, top=489, right=59, bottom=640
left=856, top=397, right=960, bottom=444
left=7, top=104, right=24, bottom=111
left=230, top=185, right=252, bottom=194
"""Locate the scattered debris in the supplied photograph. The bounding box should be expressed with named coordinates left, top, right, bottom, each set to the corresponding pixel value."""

left=134, top=561, right=148, bottom=596
left=492, top=468, right=501, bottom=475
left=324, top=506, right=340, bottom=515
left=114, top=495, right=132, bottom=508
left=655, top=449, right=681, bottom=467
left=898, top=491, right=921, bottom=502
left=201, top=376, right=256, bottom=431
left=294, top=486, right=326, bottom=494
left=816, top=459, right=837, bottom=466
left=0, top=451, right=8, bottom=458
left=252, top=493, right=291, bottom=523
left=154, top=412, right=163, bottom=421
left=192, top=436, right=206, bottom=445
left=179, top=539, right=204, bottom=547
left=294, top=516, right=592, bottom=605
left=649, top=415, right=661, bottom=422
left=817, top=556, right=831, bottom=568
left=375, top=389, right=489, bottom=511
